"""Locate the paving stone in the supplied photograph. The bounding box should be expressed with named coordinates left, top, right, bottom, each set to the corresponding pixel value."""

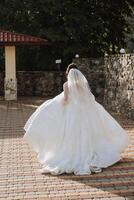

left=0, top=98, right=134, bottom=200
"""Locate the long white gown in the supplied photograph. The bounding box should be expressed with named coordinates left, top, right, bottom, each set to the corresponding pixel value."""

left=23, top=69, right=129, bottom=175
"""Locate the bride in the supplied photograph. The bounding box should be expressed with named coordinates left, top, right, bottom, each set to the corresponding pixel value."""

left=23, top=63, right=129, bottom=175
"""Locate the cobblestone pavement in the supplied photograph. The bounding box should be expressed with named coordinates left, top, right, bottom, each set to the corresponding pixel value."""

left=0, top=98, right=134, bottom=200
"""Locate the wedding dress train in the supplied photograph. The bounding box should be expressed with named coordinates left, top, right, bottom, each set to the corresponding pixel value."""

left=23, top=69, right=128, bottom=175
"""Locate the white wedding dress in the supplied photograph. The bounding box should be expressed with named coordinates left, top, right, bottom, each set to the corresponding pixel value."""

left=23, top=69, right=128, bottom=175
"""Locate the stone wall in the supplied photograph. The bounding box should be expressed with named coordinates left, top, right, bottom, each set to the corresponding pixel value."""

left=73, top=55, right=134, bottom=119
left=0, top=54, right=133, bottom=119
left=0, top=58, right=105, bottom=99
left=0, top=71, right=66, bottom=97
left=73, top=58, right=105, bottom=99
left=104, top=54, right=134, bottom=119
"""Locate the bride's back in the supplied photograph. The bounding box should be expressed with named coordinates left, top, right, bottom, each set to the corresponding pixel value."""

left=67, top=69, right=95, bottom=103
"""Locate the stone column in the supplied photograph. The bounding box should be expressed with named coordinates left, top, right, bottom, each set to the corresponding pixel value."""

left=4, top=46, right=17, bottom=100
left=104, top=54, right=134, bottom=119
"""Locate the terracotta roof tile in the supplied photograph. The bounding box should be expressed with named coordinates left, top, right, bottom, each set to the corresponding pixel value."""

left=0, top=30, right=48, bottom=46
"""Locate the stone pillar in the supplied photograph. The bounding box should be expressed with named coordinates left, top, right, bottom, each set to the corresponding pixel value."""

left=4, top=46, right=17, bottom=100
left=104, top=54, right=134, bottom=119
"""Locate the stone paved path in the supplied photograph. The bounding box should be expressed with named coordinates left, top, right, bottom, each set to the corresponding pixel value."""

left=0, top=98, right=134, bottom=200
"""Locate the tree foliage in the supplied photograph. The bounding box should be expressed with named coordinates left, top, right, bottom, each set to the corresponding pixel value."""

left=0, top=0, right=133, bottom=70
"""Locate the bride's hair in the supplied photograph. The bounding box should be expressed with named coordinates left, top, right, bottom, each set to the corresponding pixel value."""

left=66, top=63, right=78, bottom=76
